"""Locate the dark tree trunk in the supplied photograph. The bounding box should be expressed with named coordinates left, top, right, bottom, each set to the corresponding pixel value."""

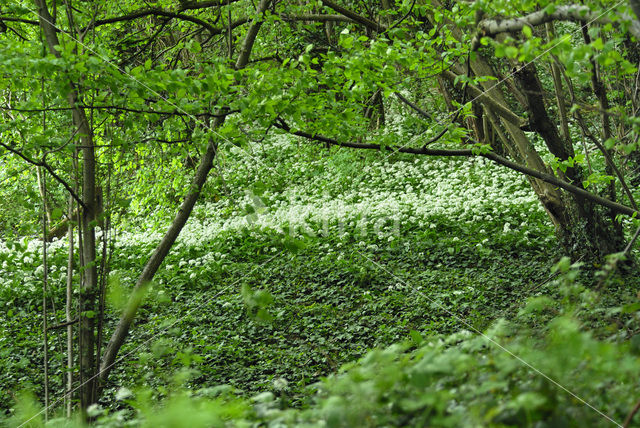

left=514, top=64, right=626, bottom=259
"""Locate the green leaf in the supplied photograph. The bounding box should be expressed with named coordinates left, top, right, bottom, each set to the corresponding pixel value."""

left=622, top=302, right=640, bottom=314
left=340, top=35, right=354, bottom=50
left=409, top=330, right=423, bottom=346
left=51, top=208, right=63, bottom=220
left=591, top=37, right=604, bottom=50
left=256, top=308, right=274, bottom=323
left=505, top=46, right=519, bottom=59
left=552, top=256, right=571, bottom=274
left=521, top=296, right=555, bottom=314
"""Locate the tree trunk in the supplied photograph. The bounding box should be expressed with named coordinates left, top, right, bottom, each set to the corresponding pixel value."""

left=40, top=167, right=49, bottom=421
left=36, top=166, right=53, bottom=226
left=513, top=63, right=625, bottom=258
left=545, top=23, right=571, bottom=144
left=429, top=0, right=626, bottom=259
left=98, top=119, right=220, bottom=383
left=66, top=193, right=74, bottom=417
left=34, top=0, right=98, bottom=412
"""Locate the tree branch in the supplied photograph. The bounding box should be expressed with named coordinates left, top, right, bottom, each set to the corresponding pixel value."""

left=47, top=318, right=78, bottom=330
left=0, top=16, right=40, bottom=26
left=0, top=141, right=87, bottom=210
left=274, top=120, right=638, bottom=218
left=394, top=92, right=432, bottom=120
left=623, top=397, right=640, bottom=428
left=280, top=14, right=355, bottom=24
left=441, top=70, right=526, bottom=127
left=85, top=10, right=249, bottom=35
left=98, top=0, right=273, bottom=387
left=1, top=1, right=244, bottom=29
left=320, top=0, right=385, bottom=32
left=177, top=0, right=242, bottom=11
left=476, top=5, right=640, bottom=40
left=0, top=104, right=235, bottom=117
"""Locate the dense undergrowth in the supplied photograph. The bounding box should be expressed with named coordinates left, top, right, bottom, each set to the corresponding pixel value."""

left=2, top=135, right=640, bottom=427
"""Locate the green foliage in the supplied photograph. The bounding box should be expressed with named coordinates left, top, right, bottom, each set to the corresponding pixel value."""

left=4, top=133, right=640, bottom=427
left=2, top=0, right=640, bottom=426
left=9, top=263, right=640, bottom=427
left=0, top=134, right=558, bottom=415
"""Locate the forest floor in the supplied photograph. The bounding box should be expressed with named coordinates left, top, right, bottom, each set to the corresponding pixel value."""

left=103, top=134, right=561, bottom=405
left=2, top=135, right=639, bottom=425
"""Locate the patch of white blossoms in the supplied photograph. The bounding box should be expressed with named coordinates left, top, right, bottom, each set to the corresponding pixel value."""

left=148, top=134, right=546, bottom=250
left=0, top=133, right=550, bottom=287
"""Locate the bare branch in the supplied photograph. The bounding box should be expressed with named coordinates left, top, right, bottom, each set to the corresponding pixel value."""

left=47, top=318, right=78, bottom=330
left=274, top=120, right=638, bottom=218
left=177, top=0, right=242, bottom=11
left=0, top=104, right=235, bottom=117
left=0, top=16, right=40, bottom=26
left=0, top=141, right=87, bottom=210
left=320, top=0, right=385, bottom=31
left=1, top=1, right=244, bottom=29
left=280, top=14, right=355, bottom=24
left=394, top=92, right=432, bottom=120
left=476, top=5, right=640, bottom=40
left=86, top=9, right=243, bottom=34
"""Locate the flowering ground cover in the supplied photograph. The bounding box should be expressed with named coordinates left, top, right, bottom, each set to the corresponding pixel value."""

left=0, top=135, right=558, bottom=411
left=3, top=135, right=640, bottom=427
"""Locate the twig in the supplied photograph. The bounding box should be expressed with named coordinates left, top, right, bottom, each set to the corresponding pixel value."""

left=386, top=0, right=416, bottom=32
left=47, top=318, right=79, bottom=330
left=596, top=223, right=640, bottom=290
left=394, top=92, right=432, bottom=120
left=0, top=141, right=87, bottom=210
left=624, top=398, right=640, bottom=428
